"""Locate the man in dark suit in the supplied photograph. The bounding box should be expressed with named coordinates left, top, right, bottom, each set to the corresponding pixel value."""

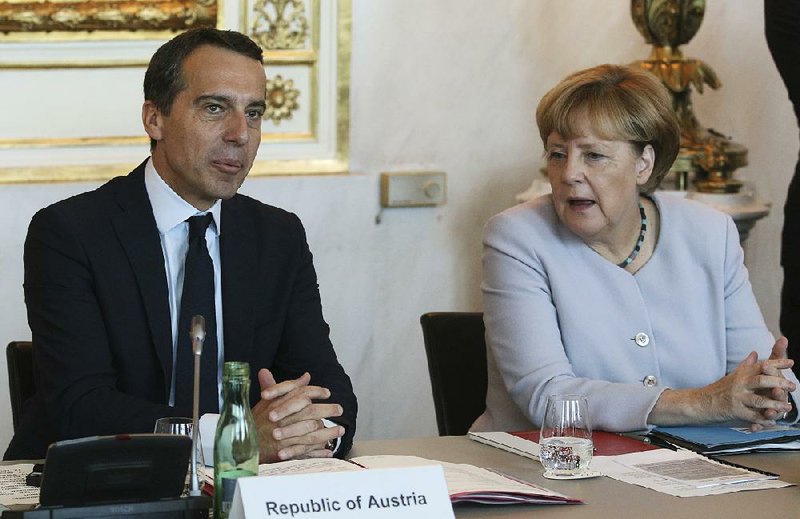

left=5, top=28, right=356, bottom=461
left=766, top=0, right=800, bottom=378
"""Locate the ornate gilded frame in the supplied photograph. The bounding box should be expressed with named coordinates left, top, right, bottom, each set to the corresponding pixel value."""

left=0, top=0, right=350, bottom=182
left=0, top=0, right=220, bottom=40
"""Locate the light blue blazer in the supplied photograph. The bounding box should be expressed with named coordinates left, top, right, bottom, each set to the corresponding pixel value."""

left=471, top=193, right=800, bottom=432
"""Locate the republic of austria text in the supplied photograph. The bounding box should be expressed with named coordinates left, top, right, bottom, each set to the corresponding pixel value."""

left=265, top=493, right=430, bottom=516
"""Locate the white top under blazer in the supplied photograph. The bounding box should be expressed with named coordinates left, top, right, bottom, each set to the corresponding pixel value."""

left=471, top=192, right=800, bottom=432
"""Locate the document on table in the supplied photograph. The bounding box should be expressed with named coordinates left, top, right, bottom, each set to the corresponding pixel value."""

left=591, top=448, right=791, bottom=498
left=0, top=463, right=40, bottom=507
left=468, top=431, right=541, bottom=460
left=470, top=431, right=793, bottom=498
left=353, top=455, right=579, bottom=504
left=202, top=455, right=580, bottom=505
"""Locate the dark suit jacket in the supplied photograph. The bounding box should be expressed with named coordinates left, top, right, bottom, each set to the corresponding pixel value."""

left=5, top=161, right=357, bottom=459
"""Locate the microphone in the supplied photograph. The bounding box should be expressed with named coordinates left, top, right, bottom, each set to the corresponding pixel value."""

left=191, top=315, right=206, bottom=355
left=189, top=315, right=205, bottom=497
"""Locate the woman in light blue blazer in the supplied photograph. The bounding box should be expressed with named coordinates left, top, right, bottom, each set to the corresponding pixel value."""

left=472, top=64, right=800, bottom=433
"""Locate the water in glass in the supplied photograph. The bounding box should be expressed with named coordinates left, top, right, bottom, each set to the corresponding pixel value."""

left=539, top=394, right=593, bottom=476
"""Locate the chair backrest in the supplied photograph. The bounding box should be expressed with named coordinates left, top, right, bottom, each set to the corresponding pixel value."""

left=6, top=341, right=35, bottom=433
left=420, top=312, right=487, bottom=436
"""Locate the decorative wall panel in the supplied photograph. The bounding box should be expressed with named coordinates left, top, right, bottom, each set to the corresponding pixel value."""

left=0, top=0, right=350, bottom=182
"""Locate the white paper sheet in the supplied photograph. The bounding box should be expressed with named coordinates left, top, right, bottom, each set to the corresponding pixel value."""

left=591, top=449, right=791, bottom=497
left=468, top=431, right=540, bottom=460
left=353, top=455, right=566, bottom=500
left=0, top=464, right=40, bottom=507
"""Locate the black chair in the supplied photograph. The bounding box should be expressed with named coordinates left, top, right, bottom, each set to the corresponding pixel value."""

left=420, top=312, right=487, bottom=436
left=6, top=341, right=35, bottom=433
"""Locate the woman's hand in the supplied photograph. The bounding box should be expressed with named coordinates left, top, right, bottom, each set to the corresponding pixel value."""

left=699, top=347, right=794, bottom=425
left=751, top=337, right=793, bottom=429
left=649, top=342, right=795, bottom=427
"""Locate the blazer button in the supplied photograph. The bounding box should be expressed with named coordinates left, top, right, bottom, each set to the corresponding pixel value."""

left=634, top=332, right=650, bottom=347
left=643, top=375, right=657, bottom=387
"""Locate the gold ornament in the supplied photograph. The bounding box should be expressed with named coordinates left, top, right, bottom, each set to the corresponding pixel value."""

left=631, top=0, right=747, bottom=192
left=264, top=75, right=300, bottom=124
left=250, top=0, right=308, bottom=50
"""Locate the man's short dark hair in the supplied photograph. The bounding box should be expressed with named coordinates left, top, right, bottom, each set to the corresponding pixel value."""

left=143, top=28, right=264, bottom=148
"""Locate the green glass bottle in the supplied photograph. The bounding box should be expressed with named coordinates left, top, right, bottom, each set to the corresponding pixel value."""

left=214, top=361, right=259, bottom=519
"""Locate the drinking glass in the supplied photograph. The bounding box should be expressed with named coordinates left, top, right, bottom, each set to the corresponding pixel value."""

left=539, top=394, right=593, bottom=477
left=154, top=417, right=205, bottom=479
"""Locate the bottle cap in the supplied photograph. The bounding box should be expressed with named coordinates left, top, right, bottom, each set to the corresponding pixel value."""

left=223, top=361, right=250, bottom=379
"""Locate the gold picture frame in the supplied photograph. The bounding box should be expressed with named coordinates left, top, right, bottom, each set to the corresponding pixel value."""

left=0, top=0, right=220, bottom=41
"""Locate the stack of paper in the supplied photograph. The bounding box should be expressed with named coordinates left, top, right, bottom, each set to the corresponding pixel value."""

left=0, top=464, right=40, bottom=509
left=592, top=448, right=789, bottom=498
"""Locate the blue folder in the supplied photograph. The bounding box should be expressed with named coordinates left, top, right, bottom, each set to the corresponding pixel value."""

left=650, top=425, right=800, bottom=454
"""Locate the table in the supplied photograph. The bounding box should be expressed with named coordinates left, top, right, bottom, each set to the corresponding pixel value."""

left=349, top=436, right=800, bottom=518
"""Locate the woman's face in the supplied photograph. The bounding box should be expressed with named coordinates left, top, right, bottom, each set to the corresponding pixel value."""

left=545, top=112, right=654, bottom=249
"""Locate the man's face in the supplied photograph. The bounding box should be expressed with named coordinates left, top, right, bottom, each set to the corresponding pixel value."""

left=143, top=44, right=266, bottom=210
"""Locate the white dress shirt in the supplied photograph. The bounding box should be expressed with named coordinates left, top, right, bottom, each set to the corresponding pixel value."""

left=144, top=158, right=224, bottom=410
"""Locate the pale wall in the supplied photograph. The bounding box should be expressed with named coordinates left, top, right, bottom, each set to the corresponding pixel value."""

left=0, top=1, right=796, bottom=452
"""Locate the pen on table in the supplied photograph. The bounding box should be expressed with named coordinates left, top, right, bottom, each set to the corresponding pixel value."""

left=642, top=434, right=678, bottom=451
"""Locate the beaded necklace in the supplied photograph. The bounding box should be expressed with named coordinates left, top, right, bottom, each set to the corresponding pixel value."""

left=617, top=201, right=647, bottom=268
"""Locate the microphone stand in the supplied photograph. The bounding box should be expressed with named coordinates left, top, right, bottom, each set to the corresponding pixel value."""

left=9, top=317, right=213, bottom=518
left=189, top=315, right=205, bottom=497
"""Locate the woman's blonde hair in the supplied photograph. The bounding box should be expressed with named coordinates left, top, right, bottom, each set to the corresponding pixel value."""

left=536, top=64, right=680, bottom=193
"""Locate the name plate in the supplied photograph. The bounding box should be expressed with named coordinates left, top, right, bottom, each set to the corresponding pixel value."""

left=228, top=465, right=454, bottom=519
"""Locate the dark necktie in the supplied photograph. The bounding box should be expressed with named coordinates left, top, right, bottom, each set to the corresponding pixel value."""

left=175, top=213, right=219, bottom=414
